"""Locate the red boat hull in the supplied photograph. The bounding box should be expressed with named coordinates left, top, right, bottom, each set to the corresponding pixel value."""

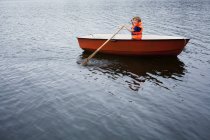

left=77, top=34, right=189, bottom=56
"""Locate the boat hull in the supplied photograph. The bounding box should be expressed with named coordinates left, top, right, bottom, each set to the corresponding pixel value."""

left=77, top=35, right=189, bottom=56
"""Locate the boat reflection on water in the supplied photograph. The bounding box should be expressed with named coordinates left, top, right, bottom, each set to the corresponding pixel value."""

left=79, top=51, right=186, bottom=91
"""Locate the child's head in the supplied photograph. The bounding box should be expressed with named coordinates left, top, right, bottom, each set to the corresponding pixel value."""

left=132, top=16, right=141, bottom=25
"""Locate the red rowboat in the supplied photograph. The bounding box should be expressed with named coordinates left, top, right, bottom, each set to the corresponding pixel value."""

left=77, top=34, right=190, bottom=56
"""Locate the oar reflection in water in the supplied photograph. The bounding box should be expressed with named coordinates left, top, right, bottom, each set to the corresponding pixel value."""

left=79, top=52, right=186, bottom=91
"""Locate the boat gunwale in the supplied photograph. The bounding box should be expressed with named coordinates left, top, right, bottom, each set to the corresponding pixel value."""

left=77, top=37, right=190, bottom=41
left=77, top=34, right=189, bottom=40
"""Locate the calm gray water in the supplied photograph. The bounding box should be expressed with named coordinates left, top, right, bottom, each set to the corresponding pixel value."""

left=0, top=0, right=210, bottom=139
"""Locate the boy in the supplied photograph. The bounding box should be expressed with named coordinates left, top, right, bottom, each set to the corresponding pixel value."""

left=125, top=16, right=143, bottom=40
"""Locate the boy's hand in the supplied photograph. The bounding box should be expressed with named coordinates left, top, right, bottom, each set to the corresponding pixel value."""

left=124, top=25, right=132, bottom=32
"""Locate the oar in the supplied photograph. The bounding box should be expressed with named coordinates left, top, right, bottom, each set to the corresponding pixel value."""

left=82, top=25, right=125, bottom=66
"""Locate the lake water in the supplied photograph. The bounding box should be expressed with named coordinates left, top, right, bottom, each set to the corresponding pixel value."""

left=0, top=0, right=210, bottom=139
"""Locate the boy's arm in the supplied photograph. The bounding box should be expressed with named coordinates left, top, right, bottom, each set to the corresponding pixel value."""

left=124, top=25, right=133, bottom=32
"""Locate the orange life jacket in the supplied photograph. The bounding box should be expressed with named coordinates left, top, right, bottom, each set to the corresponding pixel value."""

left=131, top=22, right=143, bottom=40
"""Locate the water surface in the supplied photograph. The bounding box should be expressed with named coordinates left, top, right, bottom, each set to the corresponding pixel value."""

left=0, top=0, right=210, bottom=140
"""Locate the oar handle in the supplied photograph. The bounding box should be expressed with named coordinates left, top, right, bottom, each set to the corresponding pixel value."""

left=82, top=25, right=125, bottom=65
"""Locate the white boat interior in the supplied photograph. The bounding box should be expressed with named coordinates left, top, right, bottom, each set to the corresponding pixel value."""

left=78, top=34, right=188, bottom=40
